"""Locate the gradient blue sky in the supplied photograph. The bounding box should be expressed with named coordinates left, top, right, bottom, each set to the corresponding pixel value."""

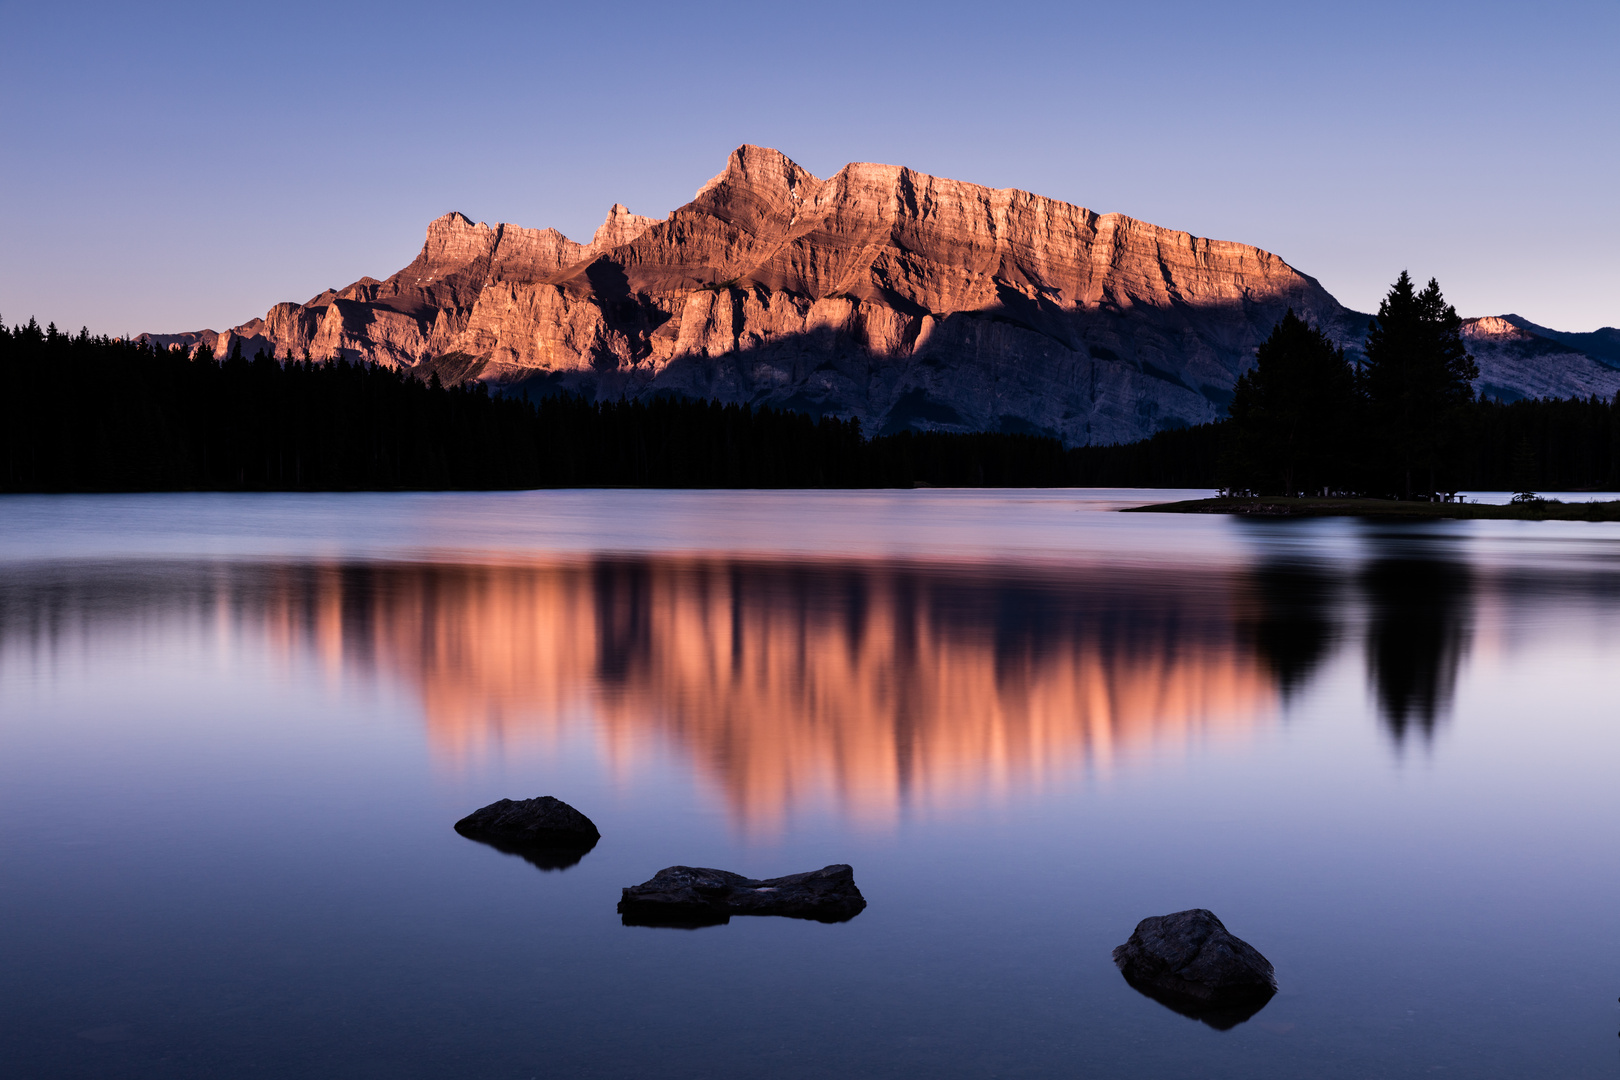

left=3, top=0, right=1615, bottom=336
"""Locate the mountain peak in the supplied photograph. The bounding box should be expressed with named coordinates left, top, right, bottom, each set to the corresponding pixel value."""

left=588, top=203, right=659, bottom=254
left=695, top=144, right=818, bottom=202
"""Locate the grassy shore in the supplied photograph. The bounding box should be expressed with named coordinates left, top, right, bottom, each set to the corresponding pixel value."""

left=1124, top=496, right=1620, bottom=521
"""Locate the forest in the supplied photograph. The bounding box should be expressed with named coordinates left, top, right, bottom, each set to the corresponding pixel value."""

left=0, top=319, right=1073, bottom=491
left=1, top=309, right=1616, bottom=493
left=1218, top=273, right=1620, bottom=497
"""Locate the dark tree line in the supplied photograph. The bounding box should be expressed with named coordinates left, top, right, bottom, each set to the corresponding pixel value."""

left=1066, top=424, right=1224, bottom=487
left=5, top=307, right=1617, bottom=494
left=1068, top=275, right=1620, bottom=495
left=1218, top=272, right=1615, bottom=496
left=1223, top=272, right=1486, bottom=496
left=0, top=319, right=1082, bottom=491
left=1465, top=395, right=1620, bottom=492
left=2, top=321, right=545, bottom=491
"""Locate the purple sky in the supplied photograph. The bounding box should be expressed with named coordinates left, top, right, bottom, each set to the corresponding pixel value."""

left=3, top=0, right=1615, bottom=336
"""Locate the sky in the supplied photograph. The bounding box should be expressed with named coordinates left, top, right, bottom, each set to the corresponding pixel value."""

left=2, top=0, right=1616, bottom=337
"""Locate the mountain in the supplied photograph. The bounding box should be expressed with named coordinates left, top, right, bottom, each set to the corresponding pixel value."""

left=1461, top=316, right=1620, bottom=403
left=1500, top=315, right=1620, bottom=368
left=144, top=146, right=1616, bottom=444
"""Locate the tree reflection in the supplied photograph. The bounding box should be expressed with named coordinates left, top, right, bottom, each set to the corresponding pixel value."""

left=1360, top=556, right=1474, bottom=743
left=1238, top=561, right=1340, bottom=703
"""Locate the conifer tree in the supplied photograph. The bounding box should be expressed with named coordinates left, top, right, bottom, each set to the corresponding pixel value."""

left=1224, top=309, right=1357, bottom=494
left=1359, top=272, right=1478, bottom=498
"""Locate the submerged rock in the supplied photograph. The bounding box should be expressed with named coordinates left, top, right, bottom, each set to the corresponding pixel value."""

left=454, top=796, right=600, bottom=871
left=618, top=864, right=866, bottom=927
left=1113, top=909, right=1276, bottom=1029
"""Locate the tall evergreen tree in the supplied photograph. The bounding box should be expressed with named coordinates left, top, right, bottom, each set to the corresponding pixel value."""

left=1359, top=272, right=1479, bottom=497
left=1223, top=309, right=1357, bottom=494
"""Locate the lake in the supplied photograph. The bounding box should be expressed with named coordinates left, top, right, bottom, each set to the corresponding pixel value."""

left=3, top=489, right=1619, bottom=1078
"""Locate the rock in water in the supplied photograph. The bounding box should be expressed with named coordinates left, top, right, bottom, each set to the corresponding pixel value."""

left=454, top=797, right=600, bottom=870
left=618, top=864, right=866, bottom=927
left=1113, top=909, right=1276, bottom=1029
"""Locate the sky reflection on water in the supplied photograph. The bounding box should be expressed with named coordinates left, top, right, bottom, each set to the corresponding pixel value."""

left=4, top=491, right=1620, bottom=1078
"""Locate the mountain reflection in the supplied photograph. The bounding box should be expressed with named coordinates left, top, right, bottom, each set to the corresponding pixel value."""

left=334, top=558, right=1278, bottom=828
left=0, top=549, right=1490, bottom=826
left=1360, top=557, right=1474, bottom=743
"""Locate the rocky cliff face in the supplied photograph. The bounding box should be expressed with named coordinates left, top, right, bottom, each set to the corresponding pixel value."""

left=144, top=146, right=1617, bottom=444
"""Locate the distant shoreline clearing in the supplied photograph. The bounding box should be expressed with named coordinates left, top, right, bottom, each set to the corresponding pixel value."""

left=1125, top=496, right=1620, bottom=521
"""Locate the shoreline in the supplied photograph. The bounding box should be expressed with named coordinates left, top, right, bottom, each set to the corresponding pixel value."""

left=1123, top=496, right=1620, bottom=521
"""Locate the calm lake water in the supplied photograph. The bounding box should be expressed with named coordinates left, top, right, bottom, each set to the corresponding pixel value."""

left=4, top=489, right=1620, bottom=1079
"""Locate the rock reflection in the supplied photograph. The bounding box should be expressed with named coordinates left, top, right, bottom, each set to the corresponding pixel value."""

left=454, top=833, right=598, bottom=872
left=1119, top=975, right=1274, bottom=1031
left=1361, top=557, right=1474, bottom=743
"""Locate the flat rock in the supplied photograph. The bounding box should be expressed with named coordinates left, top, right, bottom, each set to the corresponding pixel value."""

left=454, top=796, right=600, bottom=870
left=618, top=864, right=866, bottom=927
left=1113, top=909, right=1276, bottom=1029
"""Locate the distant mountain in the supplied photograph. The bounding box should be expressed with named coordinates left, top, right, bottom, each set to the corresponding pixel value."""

left=1461, top=316, right=1620, bottom=403
left=1500, top=315, right=1620, bottom=369
left=143, top=146, right=1616, bottom=443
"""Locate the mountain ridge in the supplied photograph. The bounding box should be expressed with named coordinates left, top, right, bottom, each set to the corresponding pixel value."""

left=1459, top=314, right=1620, bottom=403
left=143, top=146, right=1618, bottom=443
